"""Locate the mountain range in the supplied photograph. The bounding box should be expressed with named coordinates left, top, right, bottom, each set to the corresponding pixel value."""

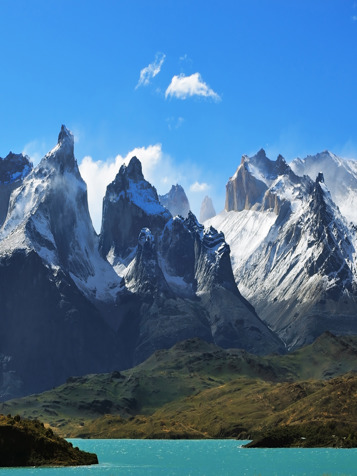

left=207, top=149, right=357, bottom=350
left=1, top=126, right=357, bottom=400
left=0, top=126, right=282, bottom=400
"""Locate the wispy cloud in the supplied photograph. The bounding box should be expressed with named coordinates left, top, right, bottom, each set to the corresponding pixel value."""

left=166, top=116, right=184, bottom=130
left=165, top=73, right=220, bottom=101
left=190, top=181, right=210, bottom=192
left=353, top=15, right=357, bottom=21
left=136, top=52, right=166, bottom=89
left=22, top=140, right=48, bottom=166
left=179, top=54, right=193, bottom=65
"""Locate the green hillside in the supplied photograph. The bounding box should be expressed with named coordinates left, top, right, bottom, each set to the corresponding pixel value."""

left=1, top=332, right=357, bottom=445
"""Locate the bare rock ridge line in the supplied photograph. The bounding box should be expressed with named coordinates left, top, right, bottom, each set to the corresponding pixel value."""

left=0, top=126, right=283, bottom=401
left=0, top=152, right=32, bottom=227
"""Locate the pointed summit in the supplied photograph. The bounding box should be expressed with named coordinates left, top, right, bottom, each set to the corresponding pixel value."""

left=200, top=195, right=216, bottom=222
left=159, top=184, right=190, bottom=218
left=256, top=148, right=267, bottom=159
left=58, top=124, right=74, bottom=147
left=316, top=172, right=324, bottom=183
left=41, top=125, right=76, bottom=174
left=126, top=156, right=144, bottom=181
left=0, top=124, right=123, bottom=302
left=99, top=156, right=171, bottom=262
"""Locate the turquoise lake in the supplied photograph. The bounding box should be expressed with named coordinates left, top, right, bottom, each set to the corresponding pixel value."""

left=1, top=439, right=357, bottom=475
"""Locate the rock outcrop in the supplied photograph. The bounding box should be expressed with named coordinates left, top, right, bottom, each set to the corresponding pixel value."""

left=0, top=152, right=32, bottom=226
left=0, top=414, right=97, bottom=466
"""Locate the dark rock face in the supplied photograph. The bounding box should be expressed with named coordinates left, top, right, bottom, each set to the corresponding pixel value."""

left=99, top=157, right=171, bottom=262
left=159, top=184, right=190, bottom=218
left=0, top=152, right=32, bottom=226
left=0, top=126, right=122, bottom=400
left=125, top=228, right=172, bottom=296
left=0, top=152, right=32, bottom=185
left=0, top=250, right=120, bottom=399
left=200, top=195, right=216, bottom=222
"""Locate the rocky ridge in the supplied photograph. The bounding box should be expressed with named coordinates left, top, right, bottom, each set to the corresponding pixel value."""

left=0, top=152, right=32, bottom=226
left=102, top=160, right=284, bottom=364
left=208, top=150, right=357, bottom=350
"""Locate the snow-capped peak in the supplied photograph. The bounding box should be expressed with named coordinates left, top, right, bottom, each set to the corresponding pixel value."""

left=58, top=124, right=74, bottom=145
left=41, top=124, right=77, bottom=174
left=226, top=149, right=304, bottom=214
left=291, top=151, right=357, bottom=225
left=106, top=156, right=169, bottom=216
left=0, top=125, right=123, bottom=303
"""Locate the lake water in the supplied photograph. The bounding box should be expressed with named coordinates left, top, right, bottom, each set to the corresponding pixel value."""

left=1, top=439, right=357, bottom=475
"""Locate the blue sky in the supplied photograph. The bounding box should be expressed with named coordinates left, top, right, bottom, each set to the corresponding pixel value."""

left=1, top=0, right=357, bottom=230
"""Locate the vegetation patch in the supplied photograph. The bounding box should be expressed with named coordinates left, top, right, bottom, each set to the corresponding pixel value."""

left=244, top=422, right=357, bottom=448
left=1, top=333, right=357, bottom=446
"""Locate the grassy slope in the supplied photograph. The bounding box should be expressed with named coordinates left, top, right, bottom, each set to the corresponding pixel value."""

left=1, top=332, right=357, bottom=442
left=76, top=373, right=357, bottom=442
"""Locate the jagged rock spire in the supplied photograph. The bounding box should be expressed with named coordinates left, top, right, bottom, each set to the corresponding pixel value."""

left=99, top=156, right=171, bottom=262
left=40, top=124, right=77, bottom=174
left=316, top=172, right=324, bottom=183
left=159, top=184, right=190, bottom=218
left=199, top=195, right=216, bottom=222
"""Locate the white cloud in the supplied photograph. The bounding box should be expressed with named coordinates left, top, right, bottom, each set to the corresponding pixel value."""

left=190, top=181, right=210, bottom=192
left=353, top=15, right=357, bottom=21
left=165, top=73, right=220, bottom=101
left=136, top=52, right=166, bottom=88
